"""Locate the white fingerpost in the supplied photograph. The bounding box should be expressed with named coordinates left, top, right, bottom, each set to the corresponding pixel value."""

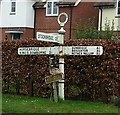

left=57, top=13, right=68, bottom=100
left=59, top=57, right=64, bottom=100
left=17, top=12, right=104, bottom=102
left=53, top=82, right=58, bottom=102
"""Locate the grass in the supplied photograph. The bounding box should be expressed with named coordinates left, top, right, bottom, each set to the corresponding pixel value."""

left=0, top=93, right=1, bottom=114
left=2, top=94, right=119, bottom=114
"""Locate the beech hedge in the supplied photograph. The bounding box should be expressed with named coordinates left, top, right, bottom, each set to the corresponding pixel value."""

left=2, top=39, right=120, bottom=103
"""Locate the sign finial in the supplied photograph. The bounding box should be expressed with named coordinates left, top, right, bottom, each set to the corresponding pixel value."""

left=57, top=12, right=68, bottom=34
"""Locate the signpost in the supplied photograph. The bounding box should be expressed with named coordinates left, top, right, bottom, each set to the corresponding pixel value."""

left=45, top=74, right=63, bottom=84
left=18, top=12, right=104, bottom=102
left=50, top=68, right=62, bottom=75
left=18, top=46, right=103, bottom=56
left=45, top=73, right=63, bottom=102
left=18, top=47, right=50, bottom=55
left=36, top=32, right=63, bottom=44
left=64, top=46, right=103, bottom=55
left=18, top=47, right=59, bottom=55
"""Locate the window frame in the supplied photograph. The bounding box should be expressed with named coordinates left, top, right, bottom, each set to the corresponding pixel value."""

left=116, top=0, right=120, bottom=16
left=46, top=0, right=59, bottom=16
left=11, top=33, right=21, bottom=40
left=10, top=0, right=16, bottom=15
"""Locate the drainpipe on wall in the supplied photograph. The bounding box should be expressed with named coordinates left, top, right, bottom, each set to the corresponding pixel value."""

left=33, top=7, right=36, bottom=39
left=69, top=6, right=73, bottom=39
left=100, top=7, right=103, bottom=31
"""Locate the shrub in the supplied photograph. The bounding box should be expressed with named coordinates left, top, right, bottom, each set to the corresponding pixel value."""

left=2, top=39, right=120, bottom=103
left=75, top=18, right=120, bottom=40
left=75, top=19, right=98, bottom=39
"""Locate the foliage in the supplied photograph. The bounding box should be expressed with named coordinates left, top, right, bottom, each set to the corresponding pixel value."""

left=75, top=18, right=98, bottom=39
left=2, top=94, right=118, bottom=113
left=75, top=18, right=119, bottom=39
left=2, top=39, right=120, bottom=103
left=67, top=85, right=81, bottom=100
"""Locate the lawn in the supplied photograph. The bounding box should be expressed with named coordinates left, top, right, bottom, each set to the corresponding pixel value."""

left=2, top=94, right=119, bottom=114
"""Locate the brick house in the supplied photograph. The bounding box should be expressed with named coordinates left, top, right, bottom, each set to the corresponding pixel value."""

left=33, top=0, right=99, bottom=40
left=95, top=0, right=120, bottom=34
left=0, top=0, right=36, bottom=41
left=0, top=0, right=99, bottom=41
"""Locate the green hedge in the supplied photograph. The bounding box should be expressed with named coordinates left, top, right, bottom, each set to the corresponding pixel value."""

left=2, top=39, right=120, bottom=103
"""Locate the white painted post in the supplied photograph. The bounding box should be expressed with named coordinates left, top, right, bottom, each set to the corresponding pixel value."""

left=49, top=56, right=58, bottom=102
left=57, top=13, right=68, bottom=100
left=53, top=82, right=58, bottom=102
left=58, top=46, right=65, bottom=100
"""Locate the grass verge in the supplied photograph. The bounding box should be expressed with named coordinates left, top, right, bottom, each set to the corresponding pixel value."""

left=2, top=94, right=119, bottom=114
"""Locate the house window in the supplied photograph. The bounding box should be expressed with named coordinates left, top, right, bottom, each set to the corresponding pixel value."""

left=11, top=33, right=21, bottom=40
left=11, top=1, right=16, bottom=14
left=46, top=1, right=59, bottom=16
left=117, top=0, right=120, bottom=15
left=47, top=2, right=52, bottom=15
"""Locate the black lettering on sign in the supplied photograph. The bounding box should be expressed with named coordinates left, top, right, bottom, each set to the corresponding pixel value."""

left=39, top=34, right=54, bottom=41
left=72, top=47, right=88, bottom=55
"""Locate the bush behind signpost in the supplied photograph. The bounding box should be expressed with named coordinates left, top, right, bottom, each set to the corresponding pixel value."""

left=75, top=18, right=120, bottom=40
left=2, top=39, right=120, bottom=104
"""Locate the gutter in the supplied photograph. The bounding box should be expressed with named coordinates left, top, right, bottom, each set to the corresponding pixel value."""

left=95, top=4, right=115, bottom=8
left=100, top=7, right=102, bottom=31
left=56, top=2, right=75, bottom=7
left=33, top=7, right=36, bottom=39
left=69, top=6, right=73, bottom=39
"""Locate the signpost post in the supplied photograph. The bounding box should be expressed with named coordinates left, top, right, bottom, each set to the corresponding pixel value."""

left=57, top=13, right=68, bottom=100
left=45, top=73, right=63, bottom=102
left=18, top=12, right=103, bottom=102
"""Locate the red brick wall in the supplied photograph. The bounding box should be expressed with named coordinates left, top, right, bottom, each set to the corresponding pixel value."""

left=71, top=2, right=99, bottom=38
left=35, top=2, right=99, bottom=40
left=23, top=28, right=34, bottom=39
left=35, top=9, right=59, bottom=32
left=35, top=7, right=71, bottom=40
left=0, top=27, right=33, bottom=41
left=0, top=28, right=3, bottom=43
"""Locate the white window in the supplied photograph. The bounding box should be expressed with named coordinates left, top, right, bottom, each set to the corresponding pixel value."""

left=11, top=1, right=16, bottom=13
left=11, top=33, right=21, bottom=40
left=117, top=0, right=120, bottom=15
left=46, top=0, right=59, bottom=16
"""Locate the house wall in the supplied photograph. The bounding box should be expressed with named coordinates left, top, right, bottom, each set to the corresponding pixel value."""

left=0, top=0, right=35, bottom=28
left=1, top=27, right=33, bottom=40
left=0, top=1, right=1, bottom=27
left=0, top=28, right=2, bottom=42
left=0, top=0, right=36, bottom=40
left=35, top=2, right=99, bottom=40
left=98, top=8, right=120, bottom=31
left=71, top=2, right=98, bottom=39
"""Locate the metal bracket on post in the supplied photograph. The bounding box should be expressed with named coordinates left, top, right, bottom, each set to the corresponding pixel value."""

left=57, top=12, right=68, bottom=100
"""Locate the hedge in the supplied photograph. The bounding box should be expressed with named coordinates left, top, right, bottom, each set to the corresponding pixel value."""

left=2, top=38, right=120, bottom=103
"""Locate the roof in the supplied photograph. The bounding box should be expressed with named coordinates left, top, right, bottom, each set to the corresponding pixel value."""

left=33, top=2, right=45, bottom=9
left=62, top=0, right=78, bottom=2
left=57, top=1, right=76, bottom=6
left=58, top=0, right=81, bottom=6
left=94, top=0, right=116, bottom=8
left=33, top=0, right=81, bottom=9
